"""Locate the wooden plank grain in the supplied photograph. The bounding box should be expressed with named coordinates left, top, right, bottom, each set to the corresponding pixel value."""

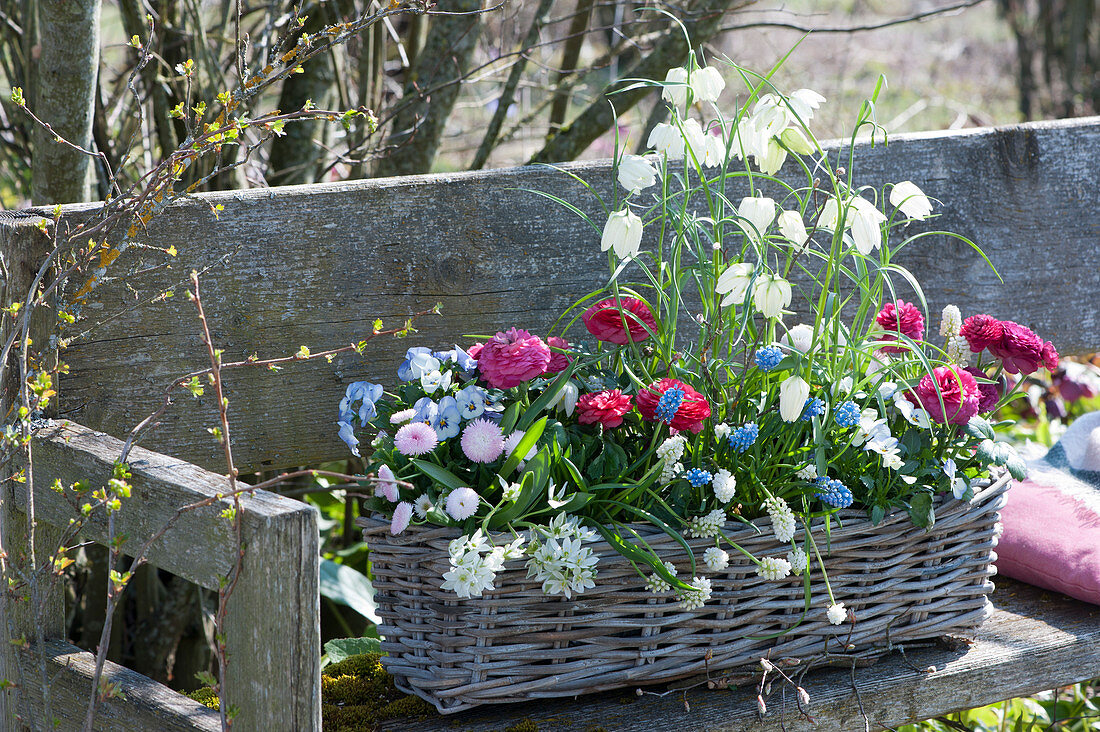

left=380, top=580, right=1100, bottom=732
left=11, top=116, right=1100, bottom=473
left=16, top=639, right=220, bottom=732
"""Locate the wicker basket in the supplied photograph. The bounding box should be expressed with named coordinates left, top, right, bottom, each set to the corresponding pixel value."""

left=359, top=471, right=1009, bottom=714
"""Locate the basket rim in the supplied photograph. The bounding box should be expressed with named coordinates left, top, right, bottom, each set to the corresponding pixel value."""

left=357, top=468, right=1010, bottom=541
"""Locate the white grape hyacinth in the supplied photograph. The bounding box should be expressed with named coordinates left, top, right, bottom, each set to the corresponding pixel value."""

left=827, top=602, right=848, bottom=625
left=756, top=556, right=792, bottom=580
left=677, top=576, right=713, bottom=610
left=787, top=550, right=809, bottom=574
left=645, top=560, right=678, bottom=593
left=765, top=496, right=796, bottom=543
left=703, top=546, right=730, bottom=572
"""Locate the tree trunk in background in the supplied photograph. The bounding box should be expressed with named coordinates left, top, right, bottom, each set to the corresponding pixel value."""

left=374, top=0, right=484, bottom=178
left=529, top=0, right=745, bottom=165
left=267, top=1, right=351, bottom=187
left=31, top=0, right=101, bottom=205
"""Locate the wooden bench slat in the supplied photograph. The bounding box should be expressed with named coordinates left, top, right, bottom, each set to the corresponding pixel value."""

left=381, top=580, right=1100, bottom=731
left=15, top=639, right=221, bottom=732
left=3, top=117, right=1094, bottom=473
left=22, top=419, right=322, bottom=730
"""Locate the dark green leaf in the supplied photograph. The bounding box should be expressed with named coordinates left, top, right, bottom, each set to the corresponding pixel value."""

left=324, top=637, right=382, bottom=665
left=908, top=493, right=935, bottom=529
left=319, top=559, right=379, bottom=623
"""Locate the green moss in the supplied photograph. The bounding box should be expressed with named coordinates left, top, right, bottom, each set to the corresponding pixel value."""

left=186, top=686, right=220, bottom=710
left=319, top=653, right=435, bottom=731
left=504, top=719, right=539, bottom=732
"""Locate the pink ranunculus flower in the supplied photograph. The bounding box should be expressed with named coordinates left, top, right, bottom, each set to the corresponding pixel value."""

left=1041, top=340, right=1060, bottom=373
left=576, top=389, right=633, bottom=429
left=466, top=342, right=484, bottom=360
left=635, top=378, right=711, bottom=434
left=905, top=366, right=981, bottom=425
left=476, top=328, right=552, bottom=389
left=582, top=297, right=657, bottom=345
left=544, top=336, right=573, bottom=375
left=959, top=314, right=1003, bottom=353
left=964, top=367, right=1002, bottom=413
left=875, top=300, right=924, bottom=354
left=988, top=320, right=1047, bottom=375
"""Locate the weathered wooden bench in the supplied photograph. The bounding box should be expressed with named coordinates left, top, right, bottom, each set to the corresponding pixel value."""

left=1, top=114, right=1098, bottom=731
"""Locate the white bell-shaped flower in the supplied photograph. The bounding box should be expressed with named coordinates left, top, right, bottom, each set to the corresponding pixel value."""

left=849, top=196, right=887, bottom=255
left=788, top=89, right=826, bottom=121
left=777, top=210, right=809, bottom=247
left=600, top=208, right=643, bottom=259
left=889, top=180, right=933, bottom=220
left=661, top=66, right=689, bottom=108
left=647, top=122, right=685, bottom=159
left=756, top=137, right=788, bottom=175
left=617, top=154, right=657, bottom=194
left=691, top=66, right=725, bottom=103
left=681, top=118, right=708, bottom=163
left=716, top=262, right=754, bottom=307
left=753, top=273, right=791, bottom=319
left=737, top=196, right=776, bottom=245
left=779, top=375, right=810, bottom=422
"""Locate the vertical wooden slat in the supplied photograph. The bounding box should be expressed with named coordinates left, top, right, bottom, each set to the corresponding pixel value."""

left=0, top=216, right=66, bottom=729
left=224, top=501, right=321, bottom=731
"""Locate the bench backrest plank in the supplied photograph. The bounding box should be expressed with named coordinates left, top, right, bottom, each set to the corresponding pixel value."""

left=18, top=116, right=1097, bottom=474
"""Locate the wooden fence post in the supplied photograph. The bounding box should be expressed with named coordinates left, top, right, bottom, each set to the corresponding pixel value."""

left=0, top=216, right=66, bottom=729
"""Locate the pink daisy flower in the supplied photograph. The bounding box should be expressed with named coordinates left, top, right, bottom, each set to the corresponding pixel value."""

left=446, top=487, right=480, bottom=520
left=375, top=464, right=399, bottom=502
left=390, top=501, right=413, bottom=535
left=460, top=419, right=504, bottom=463
left=394, top=422, right=438, bottom=456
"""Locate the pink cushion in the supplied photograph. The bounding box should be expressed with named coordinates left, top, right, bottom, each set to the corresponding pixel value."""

left=996, top=478, right=1100, bottom=604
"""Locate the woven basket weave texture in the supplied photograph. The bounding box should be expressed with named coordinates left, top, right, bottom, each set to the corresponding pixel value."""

left=359, top=473, right=1009, bottom=714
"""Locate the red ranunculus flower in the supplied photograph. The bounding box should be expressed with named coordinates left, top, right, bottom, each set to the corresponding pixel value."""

left=635, top=378, right=711, bottom=433
left=905, top=366, right=981, bottom=425
left=875, top=300, right=924, bottom=354
left=964, top=367, right=1002, bottom=413
left=960, top=314, right=1003, bottom=353
left=544, top=336, right=573, bottom=375
left=576, top=389, right=633, bottom=429
left=988, top=320, right=1046, bottom=375
left=582, top=297, right=657, bottom=345
left=476, top=328, right=551, bottom=389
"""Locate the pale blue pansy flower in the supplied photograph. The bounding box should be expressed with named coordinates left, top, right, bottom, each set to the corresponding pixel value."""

left=434, top=345, right=478, bottom=375
left=398, top=347, right=441, bottom=382
left=420, top=369, right=452, bottom=395
left=456, top=383, right=488, bottom=420
left=337, top=421, right=360, bottom=457
left=338, top=381, right=383, bottom=425
left=943, top=458, right=968, bottom=499
left=412, top=396, right=438, bottom=425
left=432, top=396, right=462, bottom=441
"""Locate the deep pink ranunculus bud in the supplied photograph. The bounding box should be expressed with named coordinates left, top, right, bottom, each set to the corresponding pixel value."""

left=904, top=366, right=981, bottom=425
left=988, top=320, right=1045, bottom=375
left=476, top=328, right=552, bottom=389
left=1041, top=340, right=1059, bottom=373
left=576, top=389, right=634, bottom=429
left=875, top=300, right=924, bottom=354
left=964, top=367, right=1002, bottom=413
left=543, top=336, right=573, bottom=375
left=582, top=297, right=657, bottom=345
left=466, top=342, right=483, bottom=360
left=959, top=314, right=1003, bottom=353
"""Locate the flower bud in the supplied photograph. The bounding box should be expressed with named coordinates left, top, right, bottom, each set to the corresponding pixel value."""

left=777, top=210, right=809, bottom=247
left=779, top=375, right=810, bottom=422
left=780, top=127, right=816, bottom=155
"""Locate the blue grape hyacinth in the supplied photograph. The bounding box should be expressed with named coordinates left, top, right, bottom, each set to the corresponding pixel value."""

left=655, top=387, right=685, bottom=424
left=754, top=345, right=784, bottom=372
left=800, top=397, right=826, bottom=422
left=814, top=477, right=854, bottom=509
left=728, top=423, right=759, bottom=453
left=684, top=468, right=713, bottom=487
left=834, top=401, right=860, bottom=428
